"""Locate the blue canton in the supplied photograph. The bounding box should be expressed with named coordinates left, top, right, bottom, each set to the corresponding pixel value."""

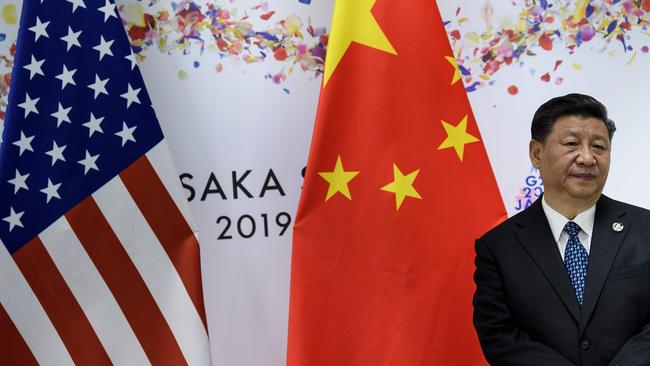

left=564, top=221, right=589, bottom=305
left=0, top=0, right=164, bottom=254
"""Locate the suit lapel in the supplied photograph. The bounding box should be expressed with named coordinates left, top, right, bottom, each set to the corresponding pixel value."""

left=515, top=199, right=580, bottom=323
left=579, top=195, right=628, bottom=334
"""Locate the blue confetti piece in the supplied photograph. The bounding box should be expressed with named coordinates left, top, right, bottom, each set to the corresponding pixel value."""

left=193, top=61, right=200, bottom=68
left=465, top=81, right=481, bottom=92
left=298, top=0, right=311, bottom=4
left=607, top=21, right=617, bottom=36
left=0, top=34, right=5, bottom=42
left=458, top=64, right=471, bottom=76
left=540, top=0, right=548, bottom=9
left=586, top=5, right=594, bottom=18
left=255, top=32, right=279, bottom=41
left=283, top=88, right=290, bottom=94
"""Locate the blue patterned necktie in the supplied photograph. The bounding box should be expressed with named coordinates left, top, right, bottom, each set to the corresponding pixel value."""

left=564, top=221, right=589, bottom=305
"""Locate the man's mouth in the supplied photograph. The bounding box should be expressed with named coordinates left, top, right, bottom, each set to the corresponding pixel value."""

left=571, top=173, right=595, bottom=181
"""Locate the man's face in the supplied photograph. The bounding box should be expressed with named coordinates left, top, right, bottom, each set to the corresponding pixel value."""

left=530, top=115, right=611, bottom=206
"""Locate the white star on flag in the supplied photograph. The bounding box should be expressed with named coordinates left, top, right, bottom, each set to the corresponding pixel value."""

left=87, top=74, right=109, bottom=99
left=2, top=207, right=24, bottom=232
left=28, top=17, right=49, bottom=41
left=55, top=65, right=77, bottom=89
left=45, top=141, right=67, bottom=166
left=13, top=132, right=35, bottom=156
left=17, top=93, right=40, bottom=117
left=93, top=35, right=114, bottom=61
left=7, top=169, right=29, bottom=194
left=121, top=83, right=141, bottom=108
left=60, top=26, right=82, bottom=51
left=40, top=179, right=62, bottom=203
left=23, top=56, right=45, bottom=80
left=98, top=0, right=118, bottom=22
left=66, top=0, right=86, bottom=13
left=115, top=122, right=137, bottom=146
left=125, top=51, right=137, bottom=70
left=50, top=103, right=72, bottom=127
left=77, top=150, right=100, bottom=174
left=83, top=112, right=105, bottom=137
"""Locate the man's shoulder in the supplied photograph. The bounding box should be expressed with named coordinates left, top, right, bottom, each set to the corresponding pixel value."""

left=479, top=201, right=540, bottom=243
left=599, top=195, right=650, bottom=220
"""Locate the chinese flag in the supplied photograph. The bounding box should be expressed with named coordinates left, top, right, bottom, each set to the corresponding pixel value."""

left=288, top=1, right=507, bottom=365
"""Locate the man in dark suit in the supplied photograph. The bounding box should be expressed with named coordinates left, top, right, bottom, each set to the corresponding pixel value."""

left=473, top=93, right=650, bottom=366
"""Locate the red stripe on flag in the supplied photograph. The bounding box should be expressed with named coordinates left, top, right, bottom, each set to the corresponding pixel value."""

left=66, top=197, right=187, bottom=366
left=12, top=238, right=111, bottom=365
left=120, top=156, right=207, bottom=328
left=0, top=304, right=38, bottom=366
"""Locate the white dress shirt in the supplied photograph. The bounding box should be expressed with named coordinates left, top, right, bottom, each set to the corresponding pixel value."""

left=541, top=196, right=595, bottom=261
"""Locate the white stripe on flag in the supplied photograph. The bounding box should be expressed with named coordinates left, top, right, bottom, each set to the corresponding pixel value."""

left=0, top=240, right=74, bottom=365
left=146, top=140, right=197, bottom=236
left=39, top=217, right=150, bottom=366
left=93, top=176, right=211, bottom=366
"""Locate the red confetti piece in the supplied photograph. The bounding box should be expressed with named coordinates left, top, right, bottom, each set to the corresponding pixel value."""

left=260, top=11, right=275, bottom=20
left=539, top=33, right=553, bottom=51
left=644, top=0, right=650, bottom=12
left=540, top=72, right=550, bottom=82
left=450, top=30, right=461, bottom=40
left=555, top=77, right=564, bottom=85
left=274, top=48, right=288, bottom=61
left=507, top=85, right=519, bottom=95
left=553, top=60, right=563, bottom=71
left=216, top=38, right=229, bottom=51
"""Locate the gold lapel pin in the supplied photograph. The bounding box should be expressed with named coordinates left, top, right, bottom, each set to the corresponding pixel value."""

left=612, top=222, right=624, bottom=232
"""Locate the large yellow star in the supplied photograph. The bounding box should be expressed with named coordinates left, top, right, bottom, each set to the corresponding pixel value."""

left=437, top=115, right=480, bottom=161
left=445, top=56, right=461, bottom=85
left=380, top=164, right=422, bottom=210
left=323, top=0, right=397, bottom=85
left=318, top=155, right=359, bottom=201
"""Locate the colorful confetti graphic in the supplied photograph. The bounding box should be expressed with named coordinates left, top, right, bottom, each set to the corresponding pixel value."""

left=0, top=1, right=329, bottom=123
left=119, top=1, right=328, bottom=91
left=0, top=4, right=17, bottom=124
left=446, top=0, right=650, bottom=93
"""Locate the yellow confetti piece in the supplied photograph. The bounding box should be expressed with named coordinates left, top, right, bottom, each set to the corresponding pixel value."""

left=1, top=4, right=17, bottom=25
left=479, top=74, right=491, bottom=80
left=121, top=3, right=146, bottom=27
left=599, top=19, right=611, bottom=32
left=465, top=32, right=479, bottom=45
left=458, top=17, right=469, bottom=24
left=573, top=0, right=589, bottom=23
left=177, top=70, right=189, bottom=80
left=626, top=51, right=637, bottom=65
left=572, top=62, right=582, bottom=70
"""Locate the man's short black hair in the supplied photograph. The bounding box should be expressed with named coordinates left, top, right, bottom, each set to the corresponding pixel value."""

left=531, top=93, right=616, bottom=143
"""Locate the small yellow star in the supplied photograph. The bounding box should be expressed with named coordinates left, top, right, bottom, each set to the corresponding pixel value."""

left=380, top=164, right=422, bottom=210
left=323, top=0, right=397, bottom=85
left=318, top=155, right=359, bottom=201
left=445, top=56, right=461, bottom=85
left=437, top=115, right=480, bottom=161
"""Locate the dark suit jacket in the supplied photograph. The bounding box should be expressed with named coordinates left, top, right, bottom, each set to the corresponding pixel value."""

left=474, top=195, right=650, bottom=366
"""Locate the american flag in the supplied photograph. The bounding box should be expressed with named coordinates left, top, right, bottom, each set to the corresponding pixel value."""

left=0, top=1, right=210, bottom=364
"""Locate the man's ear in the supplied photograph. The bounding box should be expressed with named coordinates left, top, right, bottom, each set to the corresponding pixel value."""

left=529, top=139, right=542, bottom=168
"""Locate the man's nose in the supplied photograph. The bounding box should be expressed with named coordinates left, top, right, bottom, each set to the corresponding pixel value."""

left=576, top=145, right=595, bottom=165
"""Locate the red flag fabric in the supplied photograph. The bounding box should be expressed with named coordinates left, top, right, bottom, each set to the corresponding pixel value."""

left=287, top=1, right=507, bottom=365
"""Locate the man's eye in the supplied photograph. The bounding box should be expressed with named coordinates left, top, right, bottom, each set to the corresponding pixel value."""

left=563, top=141, right=578, bottom=146
left=593, top=144, right=606, bottom=150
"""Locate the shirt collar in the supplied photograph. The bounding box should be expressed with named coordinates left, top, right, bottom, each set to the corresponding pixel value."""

left=541, top=195, right=596, bottom=241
